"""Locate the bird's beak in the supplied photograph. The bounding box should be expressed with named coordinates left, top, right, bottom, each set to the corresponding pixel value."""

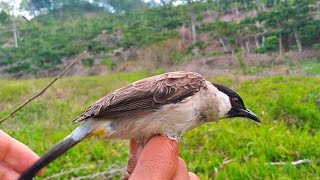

left=239, top=108, right=260, bottom=122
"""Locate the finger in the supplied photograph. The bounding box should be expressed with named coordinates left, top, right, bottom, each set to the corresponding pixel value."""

left=188, top=172, right=200, bottom=180
left=0, top=130, right=43, bottom=175
left=130, top=136, right=179, bottom=180
left=0, top=162, right=20, bottom=180
left=172, top=157, right=189, bottom=180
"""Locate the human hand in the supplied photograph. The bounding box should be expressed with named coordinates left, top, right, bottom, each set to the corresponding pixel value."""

left=0, top=130, right=42, bottom=180
left=123, top=136, right=199, bottom=180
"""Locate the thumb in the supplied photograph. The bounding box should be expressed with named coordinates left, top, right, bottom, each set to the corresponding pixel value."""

left=130, top=136, right=179, bottom=180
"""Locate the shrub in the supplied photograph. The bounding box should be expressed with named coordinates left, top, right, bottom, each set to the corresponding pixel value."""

left=254, top=46, right=267, bottom=54
left=186, top=41, right=207, bottom=55
left=290, top=45, right=299, bottom=51
left=87, top=42, right=111, bottom=54
left=101, top=56, right=115, bottom=70
left=209, top=51, right=224, bottom=57
left=81, top=58, right=94, bottom=67
left=255, top=35, right=278, bottom=54
left=312, top=43, right=320, bottom=49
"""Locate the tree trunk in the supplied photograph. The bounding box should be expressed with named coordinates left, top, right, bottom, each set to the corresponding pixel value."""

left=191, top=13, right=197, bottom=44
left=255, top=36, right=260, bottom=48
left=241, top=44, right=247, bottom=57
left=246, top=40, right=250, bottom=53
left=241, top=44, right=245, bottom=52
left=13, top=15, right=18, bottom=48
left=219, top=38, right=228, bottom=52
left=262, top=4, right=266, bottom=11
left=234, top=7, right=239, bottom=16
left=182, top=24, right=186, bottom=44
left=293, top=29, right=302, bottom=52
left=262, top=35, right=265, bottom=46
left=316, top=1, right=320, bottom=20
left=279, top=32, right=283, bottom=55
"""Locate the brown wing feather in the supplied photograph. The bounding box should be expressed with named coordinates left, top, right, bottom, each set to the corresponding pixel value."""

left=72, top=72, right=206, bottom=123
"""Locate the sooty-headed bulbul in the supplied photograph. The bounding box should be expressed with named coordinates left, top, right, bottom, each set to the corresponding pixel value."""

left=19, top=71, right=260, bottom=179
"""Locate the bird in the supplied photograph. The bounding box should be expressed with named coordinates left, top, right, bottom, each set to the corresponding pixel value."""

left=19, top=71, right=260, bottom=179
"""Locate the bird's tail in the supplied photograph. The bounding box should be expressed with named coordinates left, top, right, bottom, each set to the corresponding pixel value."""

left=19, top=125, right=90, bottom=180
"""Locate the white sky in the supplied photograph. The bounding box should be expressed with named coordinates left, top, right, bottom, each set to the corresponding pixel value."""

left=0, top=0, right=32, bottom=19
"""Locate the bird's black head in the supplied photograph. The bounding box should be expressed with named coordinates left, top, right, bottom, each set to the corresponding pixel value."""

left=213, top=83, right=260, bottom=122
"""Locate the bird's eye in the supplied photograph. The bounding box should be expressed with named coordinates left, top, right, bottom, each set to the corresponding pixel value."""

left=231, top=97, right=239, bottom=105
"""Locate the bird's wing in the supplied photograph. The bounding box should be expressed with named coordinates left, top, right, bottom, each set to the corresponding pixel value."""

left=72, top=72, right=206, bottom=123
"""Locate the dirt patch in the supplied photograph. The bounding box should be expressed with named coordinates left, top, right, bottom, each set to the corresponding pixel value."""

left=183, top=50, right=319, bottom=78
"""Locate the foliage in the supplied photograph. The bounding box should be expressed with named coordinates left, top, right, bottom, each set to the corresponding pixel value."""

left=1, top=73, right=319, bottom=179
left=101, top=56, right=115, bottom=70
left=209, top=50, right=224, bottom=57
left=312, top=43, right=320, bottom=49
left=290, top=45, right=299, bottom=51
left=186, top=41, right=207, bottom=55
left=264, top=35, right=279, bottom=52
left=107, top=0, right=146, bottom=13
left=254, top=35, right=278, bottom=54
left=299, top=59, right=320, bottom=75
left=254, top=46, right=267, bottom=54
left=81, top=58, right=94, bottom=67
left=0, top=10, right=10, bottom=25
left=235, top=49, right=247, bottom=74
left=0, top=0, right=320, bottom=76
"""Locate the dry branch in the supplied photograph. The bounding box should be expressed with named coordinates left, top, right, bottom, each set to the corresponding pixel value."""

left=267, top=159, right=312, bottom=166
left=72, top=165, right=126, bottom=180
left=0, top=51, right=87, bottom=124
left=42, top=166, right=89, bottom=180
left=43, top=164, right=125, bottom=180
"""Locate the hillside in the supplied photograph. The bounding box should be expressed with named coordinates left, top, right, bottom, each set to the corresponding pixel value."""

left=1, top=72, right=319, bottom=179
left=0, top=0, right=319, bottom=77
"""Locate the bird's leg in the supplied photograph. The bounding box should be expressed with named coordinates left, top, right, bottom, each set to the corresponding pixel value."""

left=122, top=139, right=143, bottom=180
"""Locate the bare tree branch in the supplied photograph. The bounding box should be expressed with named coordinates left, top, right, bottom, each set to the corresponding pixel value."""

left=0, top=51, right=87, bottom=124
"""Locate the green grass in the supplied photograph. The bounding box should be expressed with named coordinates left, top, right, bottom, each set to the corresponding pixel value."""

left=0, top=72, right=319, bottom=179
left=299, top=59, right=320, bottom=75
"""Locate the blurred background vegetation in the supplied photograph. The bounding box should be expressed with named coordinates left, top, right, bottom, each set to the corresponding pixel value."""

left=0, top=0, right=319, bottom=76
left=0, top=0, right=319, bottom=179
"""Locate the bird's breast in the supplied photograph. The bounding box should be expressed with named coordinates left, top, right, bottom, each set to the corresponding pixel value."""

left=96, top=95, right=202, bottom=144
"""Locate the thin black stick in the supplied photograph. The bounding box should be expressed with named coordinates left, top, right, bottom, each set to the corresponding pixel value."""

left=0, top=51, right=87, bottom=124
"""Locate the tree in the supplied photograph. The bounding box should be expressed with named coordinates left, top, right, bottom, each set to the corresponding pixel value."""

left=285, top=0, right=313, bottom=52
left=0, top=1, right=18, bottom=48
left=240, top=17, right=263, bottom=53
left=205, top=21, right=239, bottom=54
left=0, top=2, right=11, bottom=25
left=0, top=9, right=10, bottom=26
left=107, top=0, right=146, bottom=13
left=21, top=0, right=53, bottom=14
left=256, top=7, right=287, bottom=55
left=256, top=0, right=316, bottom=53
